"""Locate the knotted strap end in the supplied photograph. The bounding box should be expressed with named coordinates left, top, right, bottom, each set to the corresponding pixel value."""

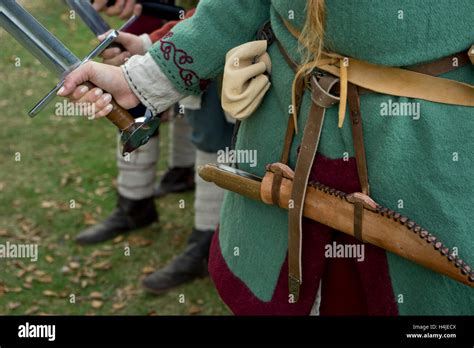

left=288, top=274, right=301, bottom=303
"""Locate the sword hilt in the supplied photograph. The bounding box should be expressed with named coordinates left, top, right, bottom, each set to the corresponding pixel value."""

left=82, top=81, right=134, bottom=130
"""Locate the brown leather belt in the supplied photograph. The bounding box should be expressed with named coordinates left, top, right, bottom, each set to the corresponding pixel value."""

left=258, top=21, right=472, bottom=301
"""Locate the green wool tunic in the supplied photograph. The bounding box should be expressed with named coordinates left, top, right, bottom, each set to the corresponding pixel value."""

left=148, top=0, right=474, bottom=314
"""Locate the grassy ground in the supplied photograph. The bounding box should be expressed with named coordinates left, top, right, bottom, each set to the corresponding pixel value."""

left=0, top=0, right=229, bottom=315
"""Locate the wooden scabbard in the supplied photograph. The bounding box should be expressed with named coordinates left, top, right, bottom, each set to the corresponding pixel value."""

left=198, top=164, right=473, bottom=288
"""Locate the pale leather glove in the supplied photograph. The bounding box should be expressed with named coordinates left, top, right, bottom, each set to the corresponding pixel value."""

left=221, top=40, right=272, bottom=120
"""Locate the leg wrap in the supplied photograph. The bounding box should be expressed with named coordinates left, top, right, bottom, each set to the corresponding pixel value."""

left=169, top=115, right=196, bottom=168
left=194, top=150, right=225, bottom=231
left=117, top=134, right=159, bottom=200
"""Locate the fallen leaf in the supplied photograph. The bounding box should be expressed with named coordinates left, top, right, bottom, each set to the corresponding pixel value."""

left=92, top=261, right=112, bottom=271
left=89, top=292, right=103, bottom=300
left=45, top=255, right=54, bottom=263
left=42, top=290, right=59, bottom=297
left=141, top=266, right=155, bottom=274
left=36, top=275, right=53, bottom=284
left=5, top=286, right=22, bottom=293
left=25, top=264, right=36, bottom=272
left=25, top=306, right=39, bottom=315
left=112, top=303, right=126, bottom=311
left=40, top=200, right=57, bottom=209
left=188, top=305, right=202, bottom=315
left=34, top=270, right=46, bottom=277
left=69, top=261, right=80, bottom=270
left=81, top=280, right=89, bottom=289
left=23, top=283, right=32, bottom=289
left=90, top=250, right=113, bottom=258
left=16, top=269, right=26, bottom=278
left=91, top=300, right=103, bottom=309
left=83, top=212, right=97, bottom=226
left=0, top=228, right=8, bottom=236
left=112, top=235, right=124, bottom=244
left=83, top=268, right=97, bottom=279
left=7, top=302, right=21, bottom=310
left=94, top=187, right=109, bottom=196
left=127, top=235, right=153, bottom=247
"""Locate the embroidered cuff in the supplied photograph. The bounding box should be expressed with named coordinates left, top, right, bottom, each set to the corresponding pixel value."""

left=121, top=53, right=185, bottom=115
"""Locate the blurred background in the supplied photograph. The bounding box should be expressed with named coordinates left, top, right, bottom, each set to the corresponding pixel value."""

left=0, top=0, right=228, bottom=315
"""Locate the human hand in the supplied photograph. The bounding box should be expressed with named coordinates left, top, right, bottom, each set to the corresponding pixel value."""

left=92, top=0, right=142, bottom=19
left=57, top=61, right=140, bottom=118
left=99, top=30, right=146, bottom=66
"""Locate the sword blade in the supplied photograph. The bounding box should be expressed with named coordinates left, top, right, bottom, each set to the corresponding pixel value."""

left=64, top=0, right=110, bottom=36
left=0, top=0, right=80, bottom=77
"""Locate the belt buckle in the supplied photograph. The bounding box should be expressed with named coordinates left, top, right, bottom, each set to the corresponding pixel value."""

left=310, top=73, right=341, bottom=108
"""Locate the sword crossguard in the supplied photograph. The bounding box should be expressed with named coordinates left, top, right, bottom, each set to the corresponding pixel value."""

left=29, top=31, right=159, bottom=154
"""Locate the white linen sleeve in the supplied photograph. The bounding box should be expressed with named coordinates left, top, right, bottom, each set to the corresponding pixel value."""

left=121, top=53, right=185, bottom=115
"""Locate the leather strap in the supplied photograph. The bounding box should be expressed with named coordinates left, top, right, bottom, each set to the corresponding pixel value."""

left=271, top=169, right=283, bottom=206
left=347, top=83, right=369, bottom=241
left=288, top=75, right=340, bottom=301
left=407, top=51, right=471, bottom=76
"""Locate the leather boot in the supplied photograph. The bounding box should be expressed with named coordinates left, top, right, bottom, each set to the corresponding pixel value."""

left=142, top=228, right=214, bottom=294
left=154, top=166, right=196, bottom=198
left=75, top=194, right=158, bottom=245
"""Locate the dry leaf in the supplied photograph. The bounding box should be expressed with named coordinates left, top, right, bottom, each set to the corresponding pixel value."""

left=81, top=280, right=89, bottom=289
left=45, top=255, right=54, bottom=263
left=0, top=228, right=8, bottom=236
left=5, top=286, right=22, bottom=293
left=188, top=305, right=202, bottom=315
left=36, top=275, right=53, bottom=284
left=92, top=261, right=112, bottom=271
left=141, top=266, right=155, bottom=274
left=40, top=201, right=56, bottom=209
left=112, top=303, right=126, bottom=311
left=89, top=292, right=103, bottom=300
left=128, top=235, right=153, bottom=247
left=25, top=264, right=36, bottom=272
left=25, top=306, right=40, bottom=315
left=34, top=270, right=46, bottom=277
left=83, top=212, right=98, bottom=226
left=90, top=250, right=113, bottom=258
left=16, top=269, right=26, bottom=278
left=112, top=235, right=124, bottom=244
left=91, top=300, right=103, bottom=309
left=23, top=283, right=32, bottom=289
left=69, top=261, right=80, bottom=270
left=42, top=290, right=58, bottom=297
left=7, top=302, right=21, bottom=310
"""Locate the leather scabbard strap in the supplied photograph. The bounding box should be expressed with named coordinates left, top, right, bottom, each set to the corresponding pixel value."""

left=347, top=83, right=369, bottom=241
left=288, top=75, right=340, bottom=301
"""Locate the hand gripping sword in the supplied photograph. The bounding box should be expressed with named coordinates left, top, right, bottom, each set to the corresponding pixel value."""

left=0, top=0, right=159, bottom=154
